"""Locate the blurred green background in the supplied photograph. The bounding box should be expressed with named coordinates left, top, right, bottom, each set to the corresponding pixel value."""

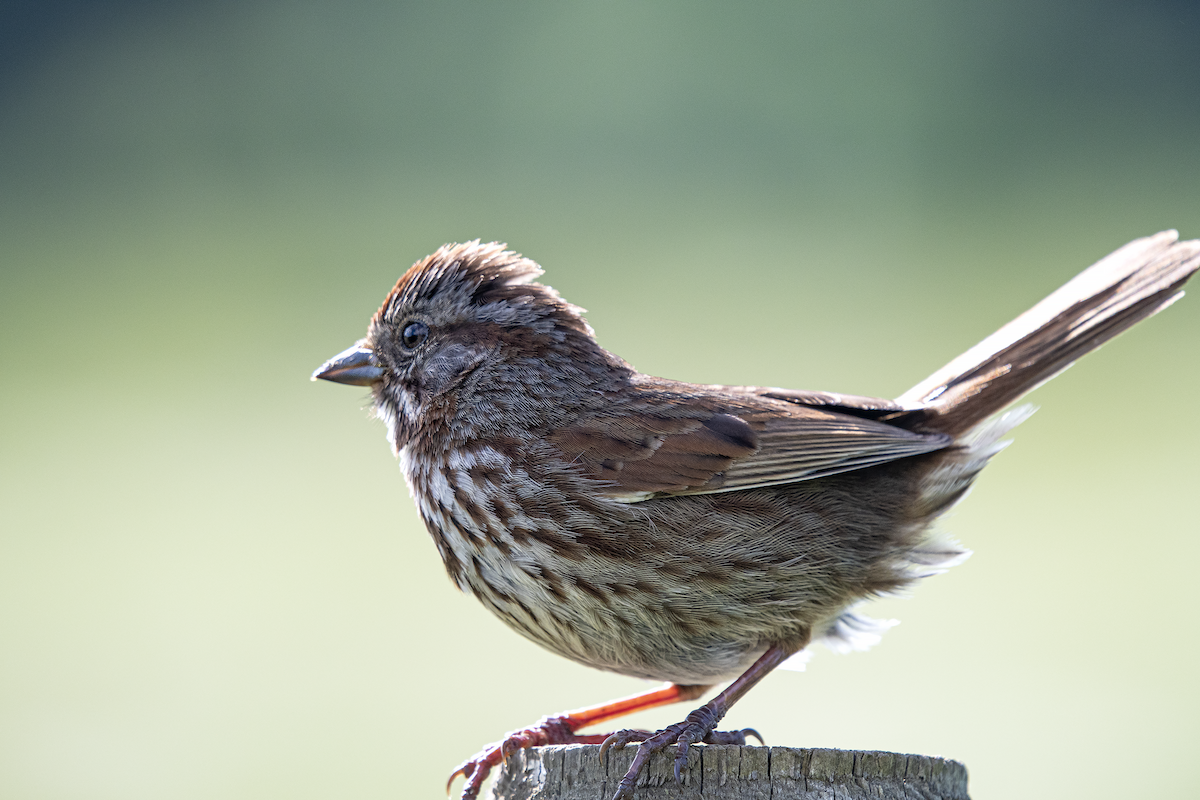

left=2, top=2, right=1197, bottom=798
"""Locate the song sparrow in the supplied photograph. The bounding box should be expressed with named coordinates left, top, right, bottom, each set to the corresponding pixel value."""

left=314, top=231, right=1198, bottom=800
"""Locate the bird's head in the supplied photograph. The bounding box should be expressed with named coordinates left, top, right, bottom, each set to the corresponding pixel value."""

left=313, top=241, right=624, bottom=451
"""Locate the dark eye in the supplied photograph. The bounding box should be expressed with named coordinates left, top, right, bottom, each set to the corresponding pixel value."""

left=401, top=321, right=429, bottom=349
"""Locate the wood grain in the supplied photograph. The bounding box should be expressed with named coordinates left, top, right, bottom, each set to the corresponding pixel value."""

left=488, top=744, right=969, bottom=799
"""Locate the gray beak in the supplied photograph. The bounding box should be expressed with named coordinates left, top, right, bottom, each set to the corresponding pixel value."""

left=311, top=343, right=385, bottom=386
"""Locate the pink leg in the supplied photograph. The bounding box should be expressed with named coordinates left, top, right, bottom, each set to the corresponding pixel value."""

left=449, top=682, right=711, bottom=800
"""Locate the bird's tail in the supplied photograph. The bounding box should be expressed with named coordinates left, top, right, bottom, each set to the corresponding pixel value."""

left=886, top=231, right=1199, bottom=595
left=897, top=230, right=1200, bottom=438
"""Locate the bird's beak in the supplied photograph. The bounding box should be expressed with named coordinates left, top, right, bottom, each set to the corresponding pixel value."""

left=311, top=343, right=385, bottom=386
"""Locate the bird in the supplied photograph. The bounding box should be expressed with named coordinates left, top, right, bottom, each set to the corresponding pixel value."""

left=313, top=230, right=1198, bottom=800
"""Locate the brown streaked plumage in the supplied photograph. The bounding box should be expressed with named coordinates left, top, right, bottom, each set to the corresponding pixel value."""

left=313, top=232, right=1200, bottom=800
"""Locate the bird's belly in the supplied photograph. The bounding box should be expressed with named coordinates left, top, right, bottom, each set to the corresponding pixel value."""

left=464, top=554, right=772, bottom=684
left=408, top=451, right=928, bottom=684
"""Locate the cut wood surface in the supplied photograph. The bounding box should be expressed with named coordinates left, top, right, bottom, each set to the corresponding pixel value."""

left=487, top=744, right=969, bottom=799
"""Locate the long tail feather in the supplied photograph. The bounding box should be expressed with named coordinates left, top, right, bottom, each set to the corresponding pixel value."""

left=898, top=231, right=1200, bottom=437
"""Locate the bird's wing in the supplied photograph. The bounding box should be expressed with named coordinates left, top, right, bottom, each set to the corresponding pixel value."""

left=549, top=385, right=949, bottom=502
left=710, top=385, right=911, bottom=420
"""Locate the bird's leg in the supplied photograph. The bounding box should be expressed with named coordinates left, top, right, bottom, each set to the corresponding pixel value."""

left=448, top=682, right=711, bottom=800
left=600, top=642, right=803, bottom=800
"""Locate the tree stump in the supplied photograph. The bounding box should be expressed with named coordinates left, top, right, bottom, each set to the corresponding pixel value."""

left=488, top=744, right=969, bottom=800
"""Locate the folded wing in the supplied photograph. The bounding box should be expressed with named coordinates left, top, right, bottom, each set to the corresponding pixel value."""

left=550, top=384, right=949, bottom=501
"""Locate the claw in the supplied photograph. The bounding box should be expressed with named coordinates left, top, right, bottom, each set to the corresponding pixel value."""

left=446, top=750, right=495, bottom=800
left=672, top=732, right=692, bottom=782
left=598, top=728, right=652, bottom=762
left=741, top=727, right=763, bottom=745
left=598, top=734, right=616, bottom=762
left=445, top=762, right=469, bottom=795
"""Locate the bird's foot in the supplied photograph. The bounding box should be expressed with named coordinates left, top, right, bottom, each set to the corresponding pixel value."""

left=448, top=714, right=611, bottom=800
left=599, top=705, right=762, bottom=800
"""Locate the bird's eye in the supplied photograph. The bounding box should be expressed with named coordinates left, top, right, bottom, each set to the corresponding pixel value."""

left=401, top=321, right=429, bottom=349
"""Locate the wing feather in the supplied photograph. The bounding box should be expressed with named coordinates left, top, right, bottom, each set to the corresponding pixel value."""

left=549, top=385, right=950, bottom=501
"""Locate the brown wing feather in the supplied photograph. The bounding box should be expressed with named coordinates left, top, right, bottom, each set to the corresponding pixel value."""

left=713, top=414, right=950, bottom=492
left=714, top=385, right=910, bottom=419
left=550, top=412, right=757, bottom=496
left=549, top=384, right=950, bottom=501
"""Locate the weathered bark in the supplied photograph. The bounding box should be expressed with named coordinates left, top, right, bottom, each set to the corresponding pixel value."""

left=488, top=744, right=969, bottom=799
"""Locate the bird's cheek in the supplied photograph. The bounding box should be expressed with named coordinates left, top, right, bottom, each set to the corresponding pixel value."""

left=416, top=344, right=487, bottom=398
